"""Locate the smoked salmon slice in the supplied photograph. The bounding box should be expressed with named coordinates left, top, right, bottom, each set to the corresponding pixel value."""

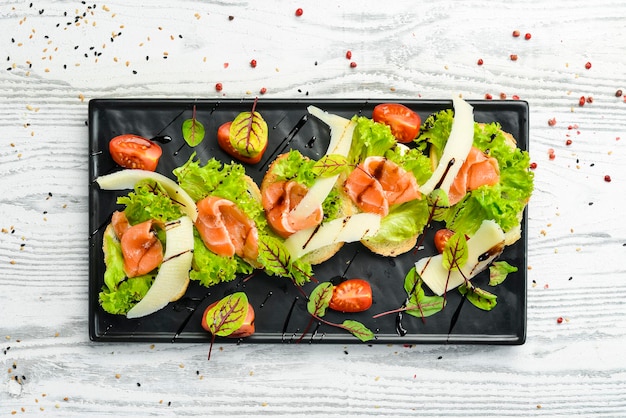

left=111, top=210, right=130, bottom=239
left=447, top=146, right=500, bottom=206
left=344, top=157, right=420, bottom=217
left=262, top=180, right=323, bottom=238
left=119, top=219, right=164, bottom=278
left=195, top=196, right=259, bottom=262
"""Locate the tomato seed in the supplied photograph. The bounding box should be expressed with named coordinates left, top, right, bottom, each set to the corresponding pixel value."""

left=524, top=33, right=532, bottom=40
left=604, top=175, right=611, bottom=182
left=512, top=30, right=520, bottom=37
left=548, top=117, right=556, bottom=126
left=477, top=58, right=484, bottom=65
left=295, top=8, right=303, bottom=17
left=215, top=83, right=223, bottom=92
left=346, top=50, right=352, bottom=59
left=585, top=61, right=592, bottom=69
left=250, top=59, right=257, bottom=68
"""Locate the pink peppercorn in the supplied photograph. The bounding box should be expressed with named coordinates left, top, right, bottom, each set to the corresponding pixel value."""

left=295, top=8, right=303, bottom=17
left=477, top=58, right=484, bottom=66
left=346, top=50, right=352, bottom=60
left=215, top=82, right=223, bottom=92
left=579, top=96, right=586, bottom=106
left=557, top=317, right=563, bottom=324
left=350, top=62, right=357, bottom=68
left=260, top=87, right=267, bottom=95
left=529, top=162, right=537, bottom=170
left=604, top=175, right=612, bottom=182
left=585, top=61, right=592, bottom=69
left=524, top=33, right=532, bottom=40
left=250, top=59, right=257, bottom=68
left=512, top=30, right=520, bottom=37
left=548, top=118, right=556, bottom=126
left=566, top=139, right=572, bottom=146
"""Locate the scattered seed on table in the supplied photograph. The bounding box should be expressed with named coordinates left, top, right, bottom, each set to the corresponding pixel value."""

left=350, top=61, right=357, bottom=68
left=295, top=8, right=303, bottom=17
left=524, top=32, right=532, bottom=40
left=512, top=30, right=520, bottom=37
left=477, top=58, right=483, bottom=65
left=604, top=175, right=611, bottom=182
left=510, top=54, right=518, bottom=61
left=346, top=50, right=352, bottom=59
left=585, top=61, right=592, bottom=69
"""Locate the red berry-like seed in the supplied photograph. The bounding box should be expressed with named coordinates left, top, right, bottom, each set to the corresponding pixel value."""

left=512, top=30, right=520, bottom=37
left=477, top=58, right=484, bottom=65
left=586, top=96, right=593, bottom=103
left=250, top=59, right=257, bottom=68
left=548, top=118, right=556, bottom=126
left=500, top=92, right=507, bottom=99
left=260, top=87, right=267, bottom=94
left=346, top=50, right=352, bottom=59
left=215, top=83, right=223, bottom=92
left=557, top=317, right=563, bottom=324
left=585, top=61, right=592, bottom=69
left=512, top=95, right=520, bottom=100
left=484, top=93, right=493, bottom=100
left=524, top=33, right=532, bottom=40
left=566, top=139, right=572, bottom=146
left=510, top=54, right=518, bottom=61
left=350, top=61, right=357, bottom=68
left=604, top=175, right=611, bottom=182
left=530, top=162, right=537, bottom=170
left=295, top=8, right=303, bottom=17
left=579, top=96, right=586, bottom=106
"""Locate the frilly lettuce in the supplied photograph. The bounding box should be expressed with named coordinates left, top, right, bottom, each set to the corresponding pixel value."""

left=364, top=198, right=430, bottom=244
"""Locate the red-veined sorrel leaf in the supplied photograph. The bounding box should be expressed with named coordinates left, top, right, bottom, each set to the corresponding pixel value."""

left=341, top=320, right=374, bottom=342
left=489, top=261, right=518, bottom=286
left=403, top=267, right=445, bottom=318
left=312, top=154, right=350, bottom=178
left=442, top=231, right=468, bottom=272
left=182, top=106, right=205, bottom=147
left=307, top=282, right=333, bottom=317
left=230, top=100, right=268, bottom=158
left=459, top=284, right=498, bottom=311
left=205, top=292, right=249, bottom=336
left=257, top=236, right=292, bottom=278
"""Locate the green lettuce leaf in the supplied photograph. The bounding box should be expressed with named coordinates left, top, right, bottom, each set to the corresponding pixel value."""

left=365, top=198, right=430, bottom=244
left=384, top=145, right=433, bottom=185
left=117, top=180, right=183, bottom=225
left=347, top=116, right=397, bottom=165
left=271, top=149, right=318, bottom=187
left=190, top=232, right=253, bottom=287
left=99, top=231, right=154, bottom=315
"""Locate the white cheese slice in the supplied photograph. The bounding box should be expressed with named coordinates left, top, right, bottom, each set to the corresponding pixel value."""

left=284, top=213, right=381, bottom=259
left=290, top=107, right=356, bottom=221
left=419, top=96, right=474, bottom=196
left=96, top=169, right=198, bottom=221
left=415, top=219, right=505, bottom=296
left=127, top=216, right=194, bottom=319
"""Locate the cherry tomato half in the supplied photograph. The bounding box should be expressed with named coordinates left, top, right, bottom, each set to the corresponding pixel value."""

left=201, top=301, right=256, bottom=338
left=433, top=228, right=455, bottom=254
left=217, top=121, right=266, bottom=164
left=109, top=134, right=162, bottom=171
left=329, top=279, right=373, bottom=313
left=372, top=103, right=421, bottom=143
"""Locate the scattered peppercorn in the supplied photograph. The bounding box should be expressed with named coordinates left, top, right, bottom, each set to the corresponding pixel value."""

left=477, top=58, right=483, bottom=65
left=512, top=30, right=520, bottom=37
left=548, top=117, right=556, bottom=126
left=295, top=8, right=303, bottom=17
left=579, top=96, right=586, bottom=106
left=259, top=87, right=267, bottom=95
left=585, top=61, right=592, bottom=69
left=349, top=62, right=357, bottom=68
left=512, top=95, right=520, bottom=100
left=510, top=54, right=518, bottom=61
left=586, top=96, right=593, bottom=104
left=529, top=162, right=537, bottom=170
left=484, top=93, right=493, bottom=100
left=616, top=89, right=623, bottom=97
left=345, top=50, right=352, bottom=59
left=500, top=92, right=507, bottom=99
left=566, top=139, right=572, bottom=146
left=524, top=33, right=532, bottom=40
left=215, top=83, right=223, bottom=92
left=604, top=175, right=611, bottom=182
left=250, top=59, right=257, bottom=68
left=556, top=317, right=563, bottom=324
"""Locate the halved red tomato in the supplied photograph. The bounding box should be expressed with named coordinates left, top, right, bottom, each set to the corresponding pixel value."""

left=109, top=134, right=162, bottom=171
left=217, top=121, right=266, bottom=165
left=433, top=228, right=455, bottom=254
left=372, top=103, right=421, bottom=143
left=329, top=279, right=373, bottom=313
left=201, top=301, right=256, bottom=338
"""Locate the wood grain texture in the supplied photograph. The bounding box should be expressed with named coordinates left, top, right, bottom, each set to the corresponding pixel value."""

left=2, top=0, right=626, bottom=416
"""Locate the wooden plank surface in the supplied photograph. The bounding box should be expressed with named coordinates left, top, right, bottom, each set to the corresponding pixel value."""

left=1, top=0, right=626, bottom=416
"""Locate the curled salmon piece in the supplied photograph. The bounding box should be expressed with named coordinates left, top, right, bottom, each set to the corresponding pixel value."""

left=262, top=180, right=323, bottom=238
left=195, top=196, right=259, bottom=262
left=344, top=156, right=420, bottom=217
left=120, top=219, right=164, bottom=278
left=111, top=210, right=130, bottom=239
left=447, top=146, right=500, bottom=206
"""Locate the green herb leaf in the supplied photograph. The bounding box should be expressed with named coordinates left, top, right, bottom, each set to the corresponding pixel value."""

left=307, top=282, right=334, bottom=317
left=489, top=261, right=518, bottom=286
left=403, top=267, right=445, bottom=318
left=257, top=235, right=313, bottom=285
left=341, top=320, right=374, bottom=342
left=459, top=284, right=498, bottom=311
left=230, top=106, right=268, bottom=158
left=442, top=231, right=468, bottom=272
left=182, top=106, right=205, bottom=147
left=204, top=292, right=249, bottom=336
left=312, top=154, right=350, bottom=178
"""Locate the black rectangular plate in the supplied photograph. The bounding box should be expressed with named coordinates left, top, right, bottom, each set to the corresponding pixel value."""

left=89, top=98, right=528, bottom=344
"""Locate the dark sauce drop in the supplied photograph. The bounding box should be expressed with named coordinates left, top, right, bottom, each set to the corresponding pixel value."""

left=151, top=135, right=173, bottom=144
left=281, top=296, right=299, bottom=341
left=396, top=311, right=408, bottom=336
left=259, top=291, right=273, bottom=309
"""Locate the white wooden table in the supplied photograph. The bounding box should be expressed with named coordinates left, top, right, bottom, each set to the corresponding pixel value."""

left=2, top=1, right=626, bottom=416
